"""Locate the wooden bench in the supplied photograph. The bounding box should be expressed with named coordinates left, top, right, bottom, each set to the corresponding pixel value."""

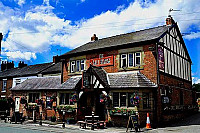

left=78, top=116, right=105, bottom=129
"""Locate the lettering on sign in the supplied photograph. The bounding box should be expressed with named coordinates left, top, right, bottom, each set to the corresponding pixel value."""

left=90, top=56, right=114, bottom=67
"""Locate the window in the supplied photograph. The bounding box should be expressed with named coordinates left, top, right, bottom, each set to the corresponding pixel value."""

left=143, top=93, right=151, bottom=109
left=70, top=60, right=85, bottom=73
left=71, top=61, right=75, bottom=73
left=113, top=92, right=139, bottom=107
left=81, top=60, right=85, bottom=71
left=135, top=52, right=141, bottom=66
left=128, top=53, right=134, bottom=67
left=15, top=79, right=21, bottom=86
left=59, top=93, right=74, bottom=105
left=76, top=60, right=80, bottom=72
left=121, top=54, right=127, bottom=68
left=29, top=93, right=40, bottom=103
left=46, top=96, right=52, bottom=108
left=2, top=79, right=7, bottom=92
left=120, top=52, right=141, bottom=68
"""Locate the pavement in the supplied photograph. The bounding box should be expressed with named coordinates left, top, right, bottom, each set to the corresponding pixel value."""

left=1, top=112, right=200, bottom=133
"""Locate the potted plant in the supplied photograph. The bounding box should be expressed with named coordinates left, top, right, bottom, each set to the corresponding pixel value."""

left=51, top=115, right=56, bottom=122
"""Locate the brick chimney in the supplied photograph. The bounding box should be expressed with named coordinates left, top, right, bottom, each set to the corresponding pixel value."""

left=18, top=61, right=27, bottom=68
left=166, top=15, right=175, bottom=26
left=1, top=61, right=14, bottom=71
left=91, top=34, right=98, bottom=42
left=53, top=55, right=60, bottom=63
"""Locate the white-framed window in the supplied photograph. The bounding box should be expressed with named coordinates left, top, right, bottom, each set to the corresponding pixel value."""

left=135, top=52, right=141, bottom=66
left=46, top=96, right=52, bottom=109
left=81, top=60, right=85, bottom=71
left=71, top=61, right=75, bottom=73
left=121, top=54, right=127, bottom=68
left=2, top=79, right=7, bottom=92
left=128, top=53, right=134, bottom=67
left=59, top=93, right=74, bottom=105
left=76, top=60, right=80, bottom=72
left=70, top=59, right=85, bottom=73
left=120, top=52, right=141, bottom=68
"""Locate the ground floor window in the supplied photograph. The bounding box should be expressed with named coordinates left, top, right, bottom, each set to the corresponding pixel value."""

left=28, top=93, right=40, bottom=103
left=113, top=92, right=137, bottom=107
left=59, top=93, right=74, bottom=105
left=143, top=93, right=151, bottom=109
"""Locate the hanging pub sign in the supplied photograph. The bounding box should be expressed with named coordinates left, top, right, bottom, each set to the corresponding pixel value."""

left=82, top=71, right=91, bottom=89
left=90, top=56, right=114, bottom=67
left=158, top=46, right=164, bottom=70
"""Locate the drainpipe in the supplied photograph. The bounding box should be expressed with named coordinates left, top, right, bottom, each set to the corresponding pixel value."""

left=61, top=59, right=65, bottom=84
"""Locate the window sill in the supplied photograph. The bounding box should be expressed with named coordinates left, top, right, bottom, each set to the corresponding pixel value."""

left=1, top=91, right=6, bottom=93
left=119, top=66, right=144, bottom=71
left=68, top=72, right=82, bottom=76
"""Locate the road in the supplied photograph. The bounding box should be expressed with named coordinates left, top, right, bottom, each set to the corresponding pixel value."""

left=147, top=112, right=200, bottom=133
left=0, top=112, right=200, bottom=133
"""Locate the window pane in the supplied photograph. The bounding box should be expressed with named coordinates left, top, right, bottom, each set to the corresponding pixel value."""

left=76, top=60, right=80, bottom=72
left=113, top=92, right=119, bottom=107
left=71, top=61, right=75, bottom=72
left=120, top=92, right=126, bottom=107
left=121, top=54, right=127, bottom=68
left=128, top=93, right=135, bottom=107
left=81, top=60, right=85, bottom=71
left=143, top=93, right=150, bottom=109
left=129, top=53, right=133, bottom=67
left=60, top=93, right=65, bottom=105
left=65, top=93, right=69, bottom=105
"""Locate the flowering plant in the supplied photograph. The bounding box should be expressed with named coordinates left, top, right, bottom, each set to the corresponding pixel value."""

left=36, top=98, right=43, bottom=105
left=50, top=95, right=56, bottom=103
left=100, top=94, right=110, bottom=103
left=110, top=108, right=135, bottom=115
left=70, top=93, right=78, bottom=103
left=130, top=92, right=141, bottom=106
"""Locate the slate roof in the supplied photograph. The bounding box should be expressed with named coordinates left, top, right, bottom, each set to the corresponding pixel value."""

left=11, top=77, right=61, bottom=91
left=108, top=71, right=157, bottom=88
left=41, top=62, right=61, bottom=74
left=62, top=25, right=168, bottom=56
left=59, top=76, right=82, bottom=90
left=0, top=62, right=61, bottom=78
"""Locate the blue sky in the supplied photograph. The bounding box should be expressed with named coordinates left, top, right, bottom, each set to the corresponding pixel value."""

left=0, top=0, right=200, bottom=84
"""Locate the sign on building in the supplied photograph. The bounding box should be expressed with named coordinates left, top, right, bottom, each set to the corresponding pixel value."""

left=158, top=46, right=164, bottom=70
left=90, top=56, right=114, bottom=67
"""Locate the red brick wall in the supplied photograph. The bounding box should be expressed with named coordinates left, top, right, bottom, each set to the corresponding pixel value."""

left=0, top=78, right=13, bottom=98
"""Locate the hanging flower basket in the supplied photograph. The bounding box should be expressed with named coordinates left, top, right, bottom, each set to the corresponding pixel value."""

left=50, top=95, right=56, bottom=103
left=70, top=93, right=78, bottom=103
left=100, top=94, right=111, bottom=104
left=20, top=97, right=27, bottom=104
left=130, top=92, right=141, bottom=106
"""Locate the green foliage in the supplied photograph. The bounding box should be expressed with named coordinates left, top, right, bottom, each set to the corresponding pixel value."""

left=193, top=83, right=200, bottom=92
left=57, top=105, right=75, bottom=112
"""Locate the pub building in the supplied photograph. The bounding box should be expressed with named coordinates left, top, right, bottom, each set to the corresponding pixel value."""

left=11, top=16, right=197, bottom=127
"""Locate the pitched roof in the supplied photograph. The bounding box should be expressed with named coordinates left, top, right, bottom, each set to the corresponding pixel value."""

left=108, top=71, right=157, bottom=88
left=11, top=76, right=61, bottom=91
left=62, top=25, right=168, bottom=56
left=41, top=62, right=61, bottom=74
left=0, top=62, right=61, bottom=78
left=59, top=76, right=82, bottom=90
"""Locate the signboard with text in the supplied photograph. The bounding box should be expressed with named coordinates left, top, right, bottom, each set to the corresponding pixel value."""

left=90, top=56, right=114, bottom=67
left=158, top=46, right=164, bottom=70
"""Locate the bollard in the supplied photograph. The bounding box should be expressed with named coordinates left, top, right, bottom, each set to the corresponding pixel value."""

left=91, top=111, right=94, bottom=130
left=62, top=110, right=65, bottom=128
left=39, top=112, right=42, bottom=126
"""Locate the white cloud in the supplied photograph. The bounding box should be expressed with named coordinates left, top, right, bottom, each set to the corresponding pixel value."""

left=80, top=0, right=86, bottom=3
left=183, top=32, right=200, bottom=40
left=1, top=0, right=200, bottom=62
left=14, top=0, right=26, bottom=6
left=193, top=77, right=200, bottom=84
left=4, top=51, right=36, bottom=60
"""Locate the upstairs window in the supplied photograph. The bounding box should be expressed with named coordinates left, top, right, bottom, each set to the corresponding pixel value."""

left=71, top=61, right=75, bottom=73
left=2, top=79, right=7, bottom=92
left=70, top=59, right=85, bottom=73
left=120, top=52, right=141, bottom=68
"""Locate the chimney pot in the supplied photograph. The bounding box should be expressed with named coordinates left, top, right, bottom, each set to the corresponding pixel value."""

left=91, top=34, right=98, bottom=41
left=166, top=15, right=175, bottom=26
